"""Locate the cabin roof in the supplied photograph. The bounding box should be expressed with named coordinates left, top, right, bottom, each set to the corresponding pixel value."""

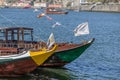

left=0, top=27, right=33, bottom=41
left=0, top=27, right=33, bottom=30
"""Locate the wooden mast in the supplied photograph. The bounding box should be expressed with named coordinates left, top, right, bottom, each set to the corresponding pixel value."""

left=22, top=29, right=24, bottom=41
left=11, top=30, right=14, bottom=41
left=5, top=29, right=8, bottom=41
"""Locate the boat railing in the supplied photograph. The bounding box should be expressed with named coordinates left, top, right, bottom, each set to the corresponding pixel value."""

left=0, top=40, right=47, bottom=55
left=0, top=47, right=17, bottom=56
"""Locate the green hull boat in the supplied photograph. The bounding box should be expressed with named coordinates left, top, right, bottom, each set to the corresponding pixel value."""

left=41, top=38, right=95, bottom=67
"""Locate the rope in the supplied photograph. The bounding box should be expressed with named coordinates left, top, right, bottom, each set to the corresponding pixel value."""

left=36, top=9, right=74, bottom=42
left=0, top=9, right=75, bottom=43
left=0, top=9, right=44, bottom=42
left=0, top=13, right=19, bottom=27
left=39, top=10, right=73, bottom=32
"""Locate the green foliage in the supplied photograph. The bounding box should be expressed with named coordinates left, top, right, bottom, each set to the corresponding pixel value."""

left=66, top=2, right=72, bottom=7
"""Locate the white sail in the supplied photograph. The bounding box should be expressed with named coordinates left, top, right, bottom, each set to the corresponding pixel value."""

left=47, top=33, right=55, bottom=49
left=74, top=22, right=89, bottom=36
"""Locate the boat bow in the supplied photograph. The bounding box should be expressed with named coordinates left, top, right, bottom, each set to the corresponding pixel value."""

left=29, top=44, right=57, bottom=66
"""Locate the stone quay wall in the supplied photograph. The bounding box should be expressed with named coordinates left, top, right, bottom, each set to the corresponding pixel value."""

left=80, top=4, right=120, bottom=12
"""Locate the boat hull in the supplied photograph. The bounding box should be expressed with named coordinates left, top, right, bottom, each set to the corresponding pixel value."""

left=41, top=38, right=95, bottom=67
left=0, top=57, right=37, bottom=77
left=46, top=7, right=68, bottom=14
left=46, top=11, right=68, bottom=14
left=0, top=44, right=57, bottom=77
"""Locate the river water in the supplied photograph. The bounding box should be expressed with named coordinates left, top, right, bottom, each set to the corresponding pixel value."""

left=0, top=8, right=120, bottom=80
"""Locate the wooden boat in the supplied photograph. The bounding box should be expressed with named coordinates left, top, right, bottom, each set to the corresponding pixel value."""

left=45, top=7, right=68, bottom=14
left=0, top=44, right=57, bottom=77
left=41, top=38, right=95, bottom=67
left=0, top=27, right=57, bottom=77
left=23, top=4, right=31, bottom=9
left=0, top=27, right=94, bottom=68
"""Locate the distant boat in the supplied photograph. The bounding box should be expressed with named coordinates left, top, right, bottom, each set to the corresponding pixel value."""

left=23, top=4, right=31, bottom=9
left=45, top=7, right=68, bottom=14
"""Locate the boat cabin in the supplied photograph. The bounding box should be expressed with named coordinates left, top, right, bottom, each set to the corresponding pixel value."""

left=0, top=27, right=33, bottom=42
left=0, top=27, right=42, bottom=55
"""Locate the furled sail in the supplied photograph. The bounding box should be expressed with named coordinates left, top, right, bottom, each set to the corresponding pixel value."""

left=47, top=33, right=55, bottom=49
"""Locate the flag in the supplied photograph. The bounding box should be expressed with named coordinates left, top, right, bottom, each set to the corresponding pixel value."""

left=52, top=22, right=61, bottom=28
left=46, top=16, right=52, bottom=20
left=74, top=22, right=89, bottom=36
left=47, top=33, right=55, bottom=49
left=37, top=13, right=45, bottom=18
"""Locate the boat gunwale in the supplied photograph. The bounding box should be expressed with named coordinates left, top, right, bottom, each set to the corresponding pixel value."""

left=55, top=38, right=95, bottom=53
left=0, top=50, right=28, bottom=58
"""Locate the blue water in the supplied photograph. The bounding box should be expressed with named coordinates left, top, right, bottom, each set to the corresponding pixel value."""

left=0, top=8, right=120, bottom=80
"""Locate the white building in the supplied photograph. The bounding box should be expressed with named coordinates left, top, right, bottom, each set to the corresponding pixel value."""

left=80, top=0, right=88, bottom=3
left=34, top=2, right=46, bottom=8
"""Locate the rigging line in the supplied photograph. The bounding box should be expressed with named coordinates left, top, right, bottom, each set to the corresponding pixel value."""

left=33, top=28, right=47, bottom=42
left=34, top=14, right=53, bottom=37
left=0, top=10, right=45, bottom=42
left=37, top=10, right=73, bottom=32
left=33, top=34, right=45, bottom=42
left=36, top=21, right=57, bottom=37
left=45, top=14, right=73, bottom=32
left=38, top=27, right=50, bottom=40
left=0, top=13, right=19, bottom=27
left=36, top=12, right=74, bottom=42
left=34, top=10, right=74, bottom=42
left=36, top=23, right=71, bottom=43
left=33, top=21, right=45, bottom=34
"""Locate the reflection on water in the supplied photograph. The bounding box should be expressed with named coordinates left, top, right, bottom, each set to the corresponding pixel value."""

left=0, top=67, right=77, bottom=80
left=0, top=75, right=31, bottom=80
left=30, top=67, right=77, bottom=80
